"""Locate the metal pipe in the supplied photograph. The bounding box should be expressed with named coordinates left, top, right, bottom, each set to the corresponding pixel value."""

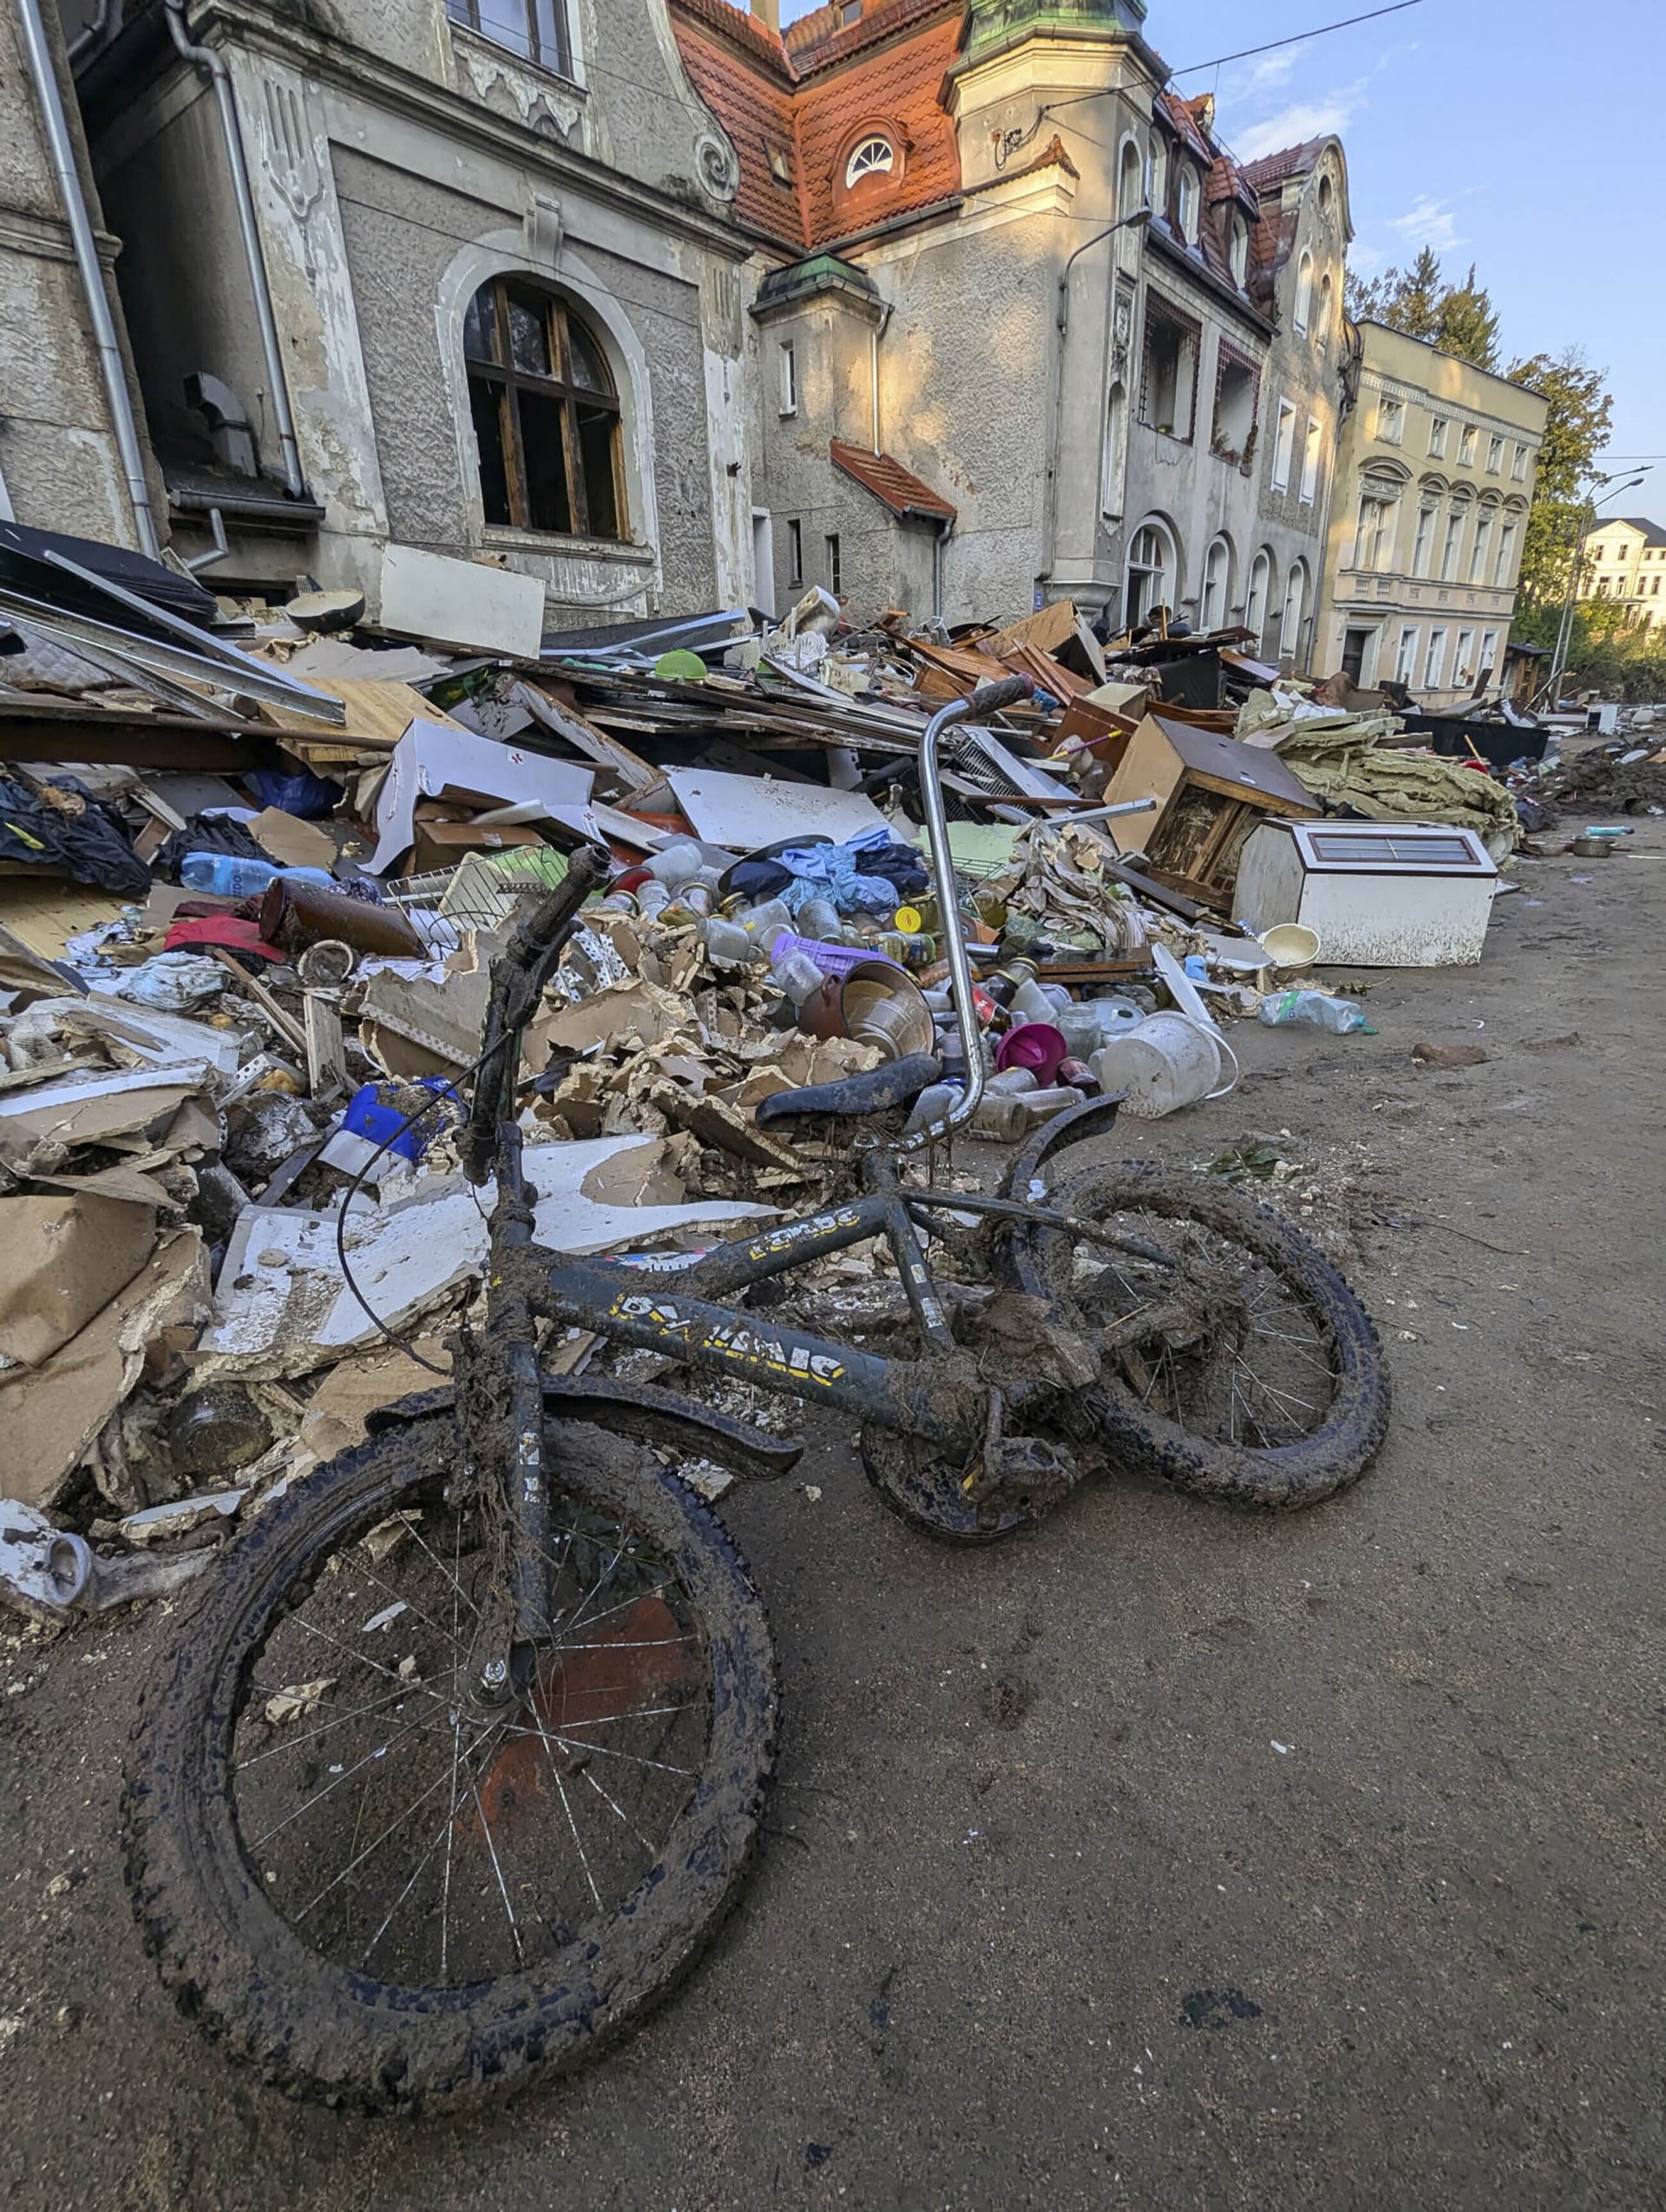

left=15, top=0, right=161, bottom=558
left=163, top=0, right=306, bottom=499
left=180, top=503, right=229, bottom=573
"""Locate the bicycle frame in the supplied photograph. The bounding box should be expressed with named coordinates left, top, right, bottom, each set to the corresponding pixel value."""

left=453, top=680, right=1138, bottom=1671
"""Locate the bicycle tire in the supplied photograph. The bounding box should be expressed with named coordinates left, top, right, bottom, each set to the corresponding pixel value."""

left=859, top=1424, right=1040, bottom=1544
left=1012, top=1164, right=1390, bottom=1508
left=122, top=1412, right=776, bottom=2113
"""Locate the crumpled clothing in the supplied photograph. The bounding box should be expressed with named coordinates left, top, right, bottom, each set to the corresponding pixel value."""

left=775, top=827, right=915, bottom=916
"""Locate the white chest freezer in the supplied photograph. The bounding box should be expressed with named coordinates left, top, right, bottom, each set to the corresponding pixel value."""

left=1232, top=819, right=1499, bottom=966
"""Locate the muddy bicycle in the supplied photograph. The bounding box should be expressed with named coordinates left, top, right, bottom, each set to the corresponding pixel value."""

left=125, top=680, right=1389, bottom=2111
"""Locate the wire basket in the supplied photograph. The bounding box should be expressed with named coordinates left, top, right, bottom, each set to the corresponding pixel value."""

left=382, top=847, right=569, bottom=954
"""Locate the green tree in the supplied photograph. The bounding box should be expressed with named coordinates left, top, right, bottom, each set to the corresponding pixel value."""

left=1505, top=350, right=1615, bottom=612
left=1346, top=249, right=1499, bottom=366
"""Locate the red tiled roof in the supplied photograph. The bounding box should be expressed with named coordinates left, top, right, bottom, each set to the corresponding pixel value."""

left=673, top=11, right=807, bottom=249
left=668, top=0, right=961, bottom=253
left=794, top=9, right=963, bottom=245
left=831, top=437, right=956, bottom=520
left=1240, top=139, right=1328, bottom=195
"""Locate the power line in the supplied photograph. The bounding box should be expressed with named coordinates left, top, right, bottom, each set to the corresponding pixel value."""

left=1168, top=0, right=1425, bottom=80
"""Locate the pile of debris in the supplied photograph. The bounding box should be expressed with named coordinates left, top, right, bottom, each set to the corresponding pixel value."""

left=0, top=531, right=1534, bottom=1618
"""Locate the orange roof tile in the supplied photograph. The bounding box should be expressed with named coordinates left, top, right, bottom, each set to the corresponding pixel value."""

left=669, top=0, right=961, bottom=254
left=831, top=437, right=957, bottom=520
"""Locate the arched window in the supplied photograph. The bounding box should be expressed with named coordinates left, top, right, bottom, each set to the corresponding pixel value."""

left=1200, top=534, right=1232, bottom=631
left=1148, top=138, right=1169, bottom=221
left=1294, top=252, right=1314, bottom=333
left=1125, top=519, right=1177, bottom=626
left=1118, top=139, right=1144, bottom=222
left=1318, top=172, right=1334, bottom=215
left=1280, top=559, right=1309, bottom=661
left=1228, top=214, right=1249, bottom=286
left=844, top=135, right=895, bottom=188
left=1245, top=547, right=1273, bottom=650
left=1316, top=272, right=1334, bottom=353
left=464, top=276, right=625, bottom=539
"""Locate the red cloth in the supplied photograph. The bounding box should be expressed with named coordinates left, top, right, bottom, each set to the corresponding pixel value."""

left=164, top=914, right=284, bottom=962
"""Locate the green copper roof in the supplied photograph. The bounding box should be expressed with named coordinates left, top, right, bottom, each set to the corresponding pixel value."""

left=963, top=0, right=1148, bottom=64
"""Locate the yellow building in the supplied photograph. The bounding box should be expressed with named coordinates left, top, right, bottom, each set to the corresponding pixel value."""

left=1313, top=321, right=1548, bottom=705
left=1578, top=516, right=1666, bottom=627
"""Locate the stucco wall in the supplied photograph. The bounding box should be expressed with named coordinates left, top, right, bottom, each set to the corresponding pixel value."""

left=0, top=3, right=145, bottom=544
left=332, top=143, right=720, bottom=618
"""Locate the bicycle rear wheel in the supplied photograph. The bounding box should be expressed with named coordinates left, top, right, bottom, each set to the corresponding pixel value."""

left=124, top=1412, right=775, bottom=2112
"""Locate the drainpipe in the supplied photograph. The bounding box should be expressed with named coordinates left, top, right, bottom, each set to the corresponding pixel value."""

left=163, top=0, right=306, bottom=499
left=16, top=0, right=161, bottom=557
left=869, top=302, right=893, bottom=456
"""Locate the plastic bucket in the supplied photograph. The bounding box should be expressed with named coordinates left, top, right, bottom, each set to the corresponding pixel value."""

left=1258, top=922, right=1321, bottom=974
left=1092, top=1012, right=1239, bottom=1119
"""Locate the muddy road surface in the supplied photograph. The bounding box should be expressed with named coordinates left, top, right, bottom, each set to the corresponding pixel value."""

left=2, top=828, right=1660, bottom=2211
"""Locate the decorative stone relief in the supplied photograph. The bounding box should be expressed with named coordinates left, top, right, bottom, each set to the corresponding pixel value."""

left=695, top=131, right=740, bottom=205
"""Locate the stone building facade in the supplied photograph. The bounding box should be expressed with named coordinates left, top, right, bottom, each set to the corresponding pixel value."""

left=1313, top=320, right=1548, bottom=707
left=0, top=0, right=161, bottom=550
left=673, top=0, right=1344, bottom=639
left=51, top=0, right=761, bottom=626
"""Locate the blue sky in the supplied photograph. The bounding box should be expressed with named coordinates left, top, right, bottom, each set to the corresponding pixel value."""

left=779, top=0, right=1664, bottom=502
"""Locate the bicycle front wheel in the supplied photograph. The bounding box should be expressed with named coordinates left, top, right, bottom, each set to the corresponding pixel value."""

left=1013, top=1164, right=1390, bottom=1508
left=124, top=1412, right=776, bottom=2112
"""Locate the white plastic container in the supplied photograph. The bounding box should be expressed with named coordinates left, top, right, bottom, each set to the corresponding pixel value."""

left=1092, top=1012, right=1238, bottom=1119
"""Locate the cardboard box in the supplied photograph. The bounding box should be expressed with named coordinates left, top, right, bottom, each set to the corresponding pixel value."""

left=409, top=818, right=548, bottom=873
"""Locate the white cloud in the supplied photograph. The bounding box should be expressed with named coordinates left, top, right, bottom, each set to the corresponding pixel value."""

left=1385, top=196, right=1466, bottom=252
left=1233, top=99, right=1357, bottom=162
left=1225, top=44, right=1308, bottom=101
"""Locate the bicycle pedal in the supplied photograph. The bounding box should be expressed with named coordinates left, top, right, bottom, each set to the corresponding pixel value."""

left=961, top=1435, right=1079, bottom=1514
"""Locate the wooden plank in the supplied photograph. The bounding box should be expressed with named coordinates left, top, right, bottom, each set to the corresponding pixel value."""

left=206, top=949, right=308, bottom=1056
left=516, top=681, right=658, bottom=790
left=303, top=992, right=349, bottom=1103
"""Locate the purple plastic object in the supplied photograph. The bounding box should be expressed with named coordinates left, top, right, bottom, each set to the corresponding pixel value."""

left=766, top=930, right=903, bottom=979
left=994, top=1022, right=1068, bottom=1083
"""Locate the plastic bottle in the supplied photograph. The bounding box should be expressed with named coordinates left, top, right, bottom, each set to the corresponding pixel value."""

left=796, top=894, right=841, bottom=940
left=739, top=896, right=793, bottom=946
left=180, top=852, right=334, bottom=898
left=646, top=841, right=702, bottom=889
left=770, top=948, right=828, bottom=1006
left=972, top=1086, right=1079, bottom=1141
left=902, top=1082, right=963, bottom=1138
left=1257, top=988, right=1368, bottom=1034
left=701, top=915, right=755, bottom=968
left=1008, top=975, right=1072, bottom=1025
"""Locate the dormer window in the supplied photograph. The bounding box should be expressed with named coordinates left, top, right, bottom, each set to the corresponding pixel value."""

left=844, top=135, right=895, bottom=188
left=766, top=143, right=795, bottom=187
left=1177, top=166, right=1200, bottom=243
left=1228, top=213, right=1249, bottom=285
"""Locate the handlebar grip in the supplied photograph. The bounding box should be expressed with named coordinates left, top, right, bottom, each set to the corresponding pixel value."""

left=965, top=676, right=1031, bottom=718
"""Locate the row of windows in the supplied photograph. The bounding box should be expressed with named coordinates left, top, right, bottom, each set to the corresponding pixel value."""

left=1589, top=544, right=1665, bottom=564
left=1385, top=622, right=1501, bottom=690
left=1588, top=575, right=1664, bottom=598
left=1375, top=398, right=1532, bottom=480
left=1350, top=486, right=1526, bottom=589
left=1125, top=520, right=1310, bottom=657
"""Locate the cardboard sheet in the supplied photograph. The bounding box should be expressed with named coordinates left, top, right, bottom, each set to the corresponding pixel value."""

left=369, top=720, right=594, bottom=873
left=0, top=1194, right=159, bottom=1370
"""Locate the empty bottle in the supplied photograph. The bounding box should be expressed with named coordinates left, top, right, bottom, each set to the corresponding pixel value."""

left=1257, top=988, right=1368, bottom=1034
left=646, top=841, right=702, bottom=888
left=180, top=852, right=334, bottom=899
left=701, top=915, right=755, bottom=968
left=770, top=948, right=828, bottom=1006
left=1008, top=976, right=1072, bottom=1026
left=972, top=1086, right=1079, bottom=1141
left=740, top=896, right=793, bottom=946
left=902, top=1081, right=962, bottom=1137
left=634, top=878, right=672, bottom=921
left=796, top=895, right=841, bottom=940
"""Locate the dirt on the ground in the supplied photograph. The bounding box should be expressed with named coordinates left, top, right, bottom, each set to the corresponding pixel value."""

left=2, top=827, right=1662, bottom=2212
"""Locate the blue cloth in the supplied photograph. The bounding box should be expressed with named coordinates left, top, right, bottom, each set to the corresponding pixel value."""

left=777, top=828, right=903, bottom=915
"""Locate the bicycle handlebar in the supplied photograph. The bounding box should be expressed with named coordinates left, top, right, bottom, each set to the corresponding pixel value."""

left=965, top=676, right=1030, bottom=718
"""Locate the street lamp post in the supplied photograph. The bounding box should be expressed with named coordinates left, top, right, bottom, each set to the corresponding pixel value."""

left=1545, top=468, right=1650, bottom=704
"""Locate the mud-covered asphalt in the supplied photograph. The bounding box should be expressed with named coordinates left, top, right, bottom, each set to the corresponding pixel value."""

left=1, top=822, right=1660, bottom=2211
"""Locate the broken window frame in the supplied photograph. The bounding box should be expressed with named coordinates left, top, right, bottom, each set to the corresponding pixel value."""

left=1210, top=343, right=1259, bottom=462
left=445, top=0, right=571, bottom=78
left=464, top=276, right=626, bottom=542
left=1125, top=520, right=1176, bottom=626
left=1423, top=625, right=1448, bottom=690
left=825, top=533, right=842, bottom=596
left=787, top=519, right=803, bottom=588
left=1199, top=535, right=1231, bottom=630
left=1139, top=292, right=1202, bottom=442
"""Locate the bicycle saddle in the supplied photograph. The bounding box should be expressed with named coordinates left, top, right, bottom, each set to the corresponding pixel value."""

left=754, top=1052, right=941, bottom=1125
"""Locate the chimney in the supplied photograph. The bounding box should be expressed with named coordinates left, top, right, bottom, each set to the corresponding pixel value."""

left=751, top=0, right=780, bottom=28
